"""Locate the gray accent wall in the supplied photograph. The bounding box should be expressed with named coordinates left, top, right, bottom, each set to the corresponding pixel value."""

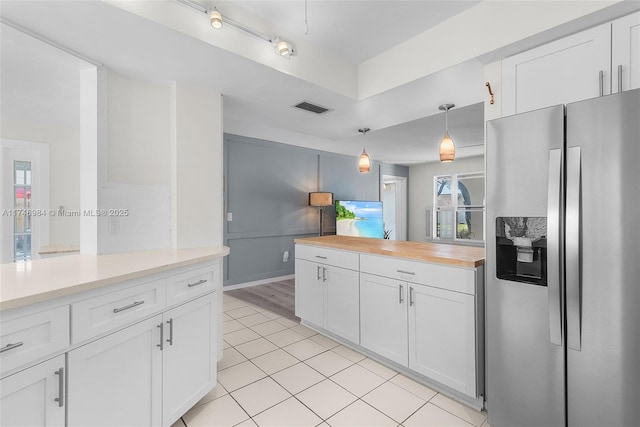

left=223, top=134, right=407, bottom=287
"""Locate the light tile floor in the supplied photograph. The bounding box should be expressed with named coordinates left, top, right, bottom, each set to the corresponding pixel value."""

left=174, top=293, right=489, bottom=427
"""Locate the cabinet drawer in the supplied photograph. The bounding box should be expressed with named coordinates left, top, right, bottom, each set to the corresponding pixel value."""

left=361, top=254, right=476, bottom=295
left=166, top=265, right=216, bottom=306
left=0, top=305, right=69, bottom=375
left=295, top=244, right=359, bottom=271
left=71, top=279, right=166, bottom=343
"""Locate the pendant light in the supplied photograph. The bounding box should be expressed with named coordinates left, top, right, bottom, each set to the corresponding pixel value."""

left=438, top=104, right=455, bottom=163
left=358, top=128, right=371, bottom=173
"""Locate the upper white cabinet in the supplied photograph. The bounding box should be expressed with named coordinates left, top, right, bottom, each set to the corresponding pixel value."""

left=612, top=11, right=640, bottom=92
left=502, top=23, right=611, bottom=116
left=502, top=12, right=639, bottom=116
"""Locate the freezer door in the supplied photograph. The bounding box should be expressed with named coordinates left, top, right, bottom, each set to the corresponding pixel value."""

left=486, top=105, right=565, bottom=427
left=565, top=89, right=640, bottom=427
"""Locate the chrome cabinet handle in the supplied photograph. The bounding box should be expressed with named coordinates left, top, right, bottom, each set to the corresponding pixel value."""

left=315, top=255, right=327, bottom=260
left=566, top=147, right=582, bottom=351
left=157, top=323, right=164, bottom=351
left=396, top=269, right=415, bottom=275
left=187, top=279, right=207, bottom=287
left=113, top=300, right=144, bottom=313
left=399, top=284, right=404, bottom=304
left=409, top=287, right=415, bottom=306
left=322, top=267, right=327, bottom=282
left=317, top=266, right=322, bottom=280
left=0, top=342, right=24, bottom=353
left=166, top=319, right=174, bottom=346
left=547, top=149, right=563, bottom=346
left=599, top=70, right=604, bottom=96
left=618, top=65, right=623, bottom=93
left=54, top=367, right=64, bottom=407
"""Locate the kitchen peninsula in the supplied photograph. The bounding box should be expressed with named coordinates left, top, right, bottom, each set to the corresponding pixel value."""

left=294, top=236, right=485, bottom=409
left=0, top=247, right=229, bottom=427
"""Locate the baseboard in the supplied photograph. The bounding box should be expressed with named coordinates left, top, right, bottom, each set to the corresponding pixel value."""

left=223, top=274, right=295, bottom=291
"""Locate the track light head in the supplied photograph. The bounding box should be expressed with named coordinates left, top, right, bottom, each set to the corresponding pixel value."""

left=209, top=10, right=222, bottom=28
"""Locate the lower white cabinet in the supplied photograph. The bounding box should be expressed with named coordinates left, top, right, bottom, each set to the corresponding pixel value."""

left=68, top=315, right=163, bottom=427
left=360, top=273, right=408, bottom=365
left=295, top=258, right=359, bottom=343
left=408, top=284, right=476, bottom=397
left=1, top=355, right=66, bottom=427
left=68, top=292, right=216, bottom=427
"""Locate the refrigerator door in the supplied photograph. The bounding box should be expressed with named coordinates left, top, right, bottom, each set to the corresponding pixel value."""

left=486, top=105, right=565, bottom=427
left=565, top=89, right=640, bottom=427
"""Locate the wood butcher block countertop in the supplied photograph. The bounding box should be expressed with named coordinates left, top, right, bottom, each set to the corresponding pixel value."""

left=295, top=236, right=484, bottom=268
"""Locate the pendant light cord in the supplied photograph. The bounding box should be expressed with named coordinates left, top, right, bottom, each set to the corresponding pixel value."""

left=304, top=0, right=309, bottom=35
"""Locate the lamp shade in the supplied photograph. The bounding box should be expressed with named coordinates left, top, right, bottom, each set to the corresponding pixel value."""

left=309, top=192, right=333, bottom=207
left=439, top=131, right=455, bottom=162
left=358, top=149, right=371, bottom=173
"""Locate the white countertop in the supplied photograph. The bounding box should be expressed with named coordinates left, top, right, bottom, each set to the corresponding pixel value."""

left=0, top=247, right=230, bottom=311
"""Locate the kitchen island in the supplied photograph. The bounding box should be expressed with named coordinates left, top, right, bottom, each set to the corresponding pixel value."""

left=294, top=236, right=485, bottom=409
left=0, top=247, right=229, bottom=427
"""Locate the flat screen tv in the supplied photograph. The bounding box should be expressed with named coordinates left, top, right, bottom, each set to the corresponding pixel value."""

left=335, top=200, right=384, bottom=238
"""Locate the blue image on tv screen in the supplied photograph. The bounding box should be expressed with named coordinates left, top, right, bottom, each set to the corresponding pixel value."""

left=335, top=200, right=384, bottom=238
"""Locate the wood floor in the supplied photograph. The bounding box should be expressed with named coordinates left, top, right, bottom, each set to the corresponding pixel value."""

left=225, top=278, right=298, bottom=320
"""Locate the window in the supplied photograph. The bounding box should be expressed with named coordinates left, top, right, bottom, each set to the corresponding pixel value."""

left=434, top=172, right=484, bottom=242
left=14, top=160, right=32, bottom=261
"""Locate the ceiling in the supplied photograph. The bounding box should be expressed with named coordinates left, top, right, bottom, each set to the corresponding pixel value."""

left=1, top=1, right=630, bottom=165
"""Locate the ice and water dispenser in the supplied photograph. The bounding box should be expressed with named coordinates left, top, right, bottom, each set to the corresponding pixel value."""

left=495, top=217, right=547, bottom=286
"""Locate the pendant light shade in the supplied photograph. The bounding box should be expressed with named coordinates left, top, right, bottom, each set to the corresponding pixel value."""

left=358, top=128, right=371, bottom=173
left=438, top=104, right=455, bottom=163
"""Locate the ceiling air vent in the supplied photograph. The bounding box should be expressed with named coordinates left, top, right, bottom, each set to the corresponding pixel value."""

left=293, top=101, right=331, bottom=114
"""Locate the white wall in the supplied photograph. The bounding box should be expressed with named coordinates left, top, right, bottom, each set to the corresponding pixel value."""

left=408, top=155, right=484, bottom=242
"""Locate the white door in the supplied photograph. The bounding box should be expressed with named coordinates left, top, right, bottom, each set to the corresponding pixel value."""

left=612, top=11, right=640, bottom=92
left=1, top=355, right=65, bottom=427
left=324, top=266, right=360, bottom=344
left=382, top=175, right=407, bottom=241
left=67, top=315, right=162, bottom=427
left=502, top=22, right=611, bottom=115
left=359, top=273, right=408, bottom=366
left=408, top=284, right=476, bottom=397
left=163, top=293, right=217, bottom=427
left=295, top=259, right=324, bottom=327
left=1, top=139, right=50, bottom=263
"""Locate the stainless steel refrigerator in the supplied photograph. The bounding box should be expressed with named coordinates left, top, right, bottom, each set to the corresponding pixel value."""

left=485, top=88, right=640, bottom=427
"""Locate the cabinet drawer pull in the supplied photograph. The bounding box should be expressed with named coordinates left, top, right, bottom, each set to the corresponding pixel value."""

left=396, top=269, right=415, bottom=275
left=113, top=300, right=144, bottom=313
left=187, top=279, right=207, bottom=288
left=0, top=341, right=24, bottom=353
left=54, top=367, right=64, bottom=407
left=166, top=319, right=174, bottom=346
left=315, top=255, right=327, bottom=259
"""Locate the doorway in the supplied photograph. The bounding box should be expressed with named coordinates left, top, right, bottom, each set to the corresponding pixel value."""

left=1, top=139, right=50, bottom=263
left=382, top=175, right=407, bottom=241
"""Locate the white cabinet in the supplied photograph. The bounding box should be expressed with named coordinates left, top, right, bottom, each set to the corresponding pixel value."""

left=360, top=273, right=407, bottom=365
left=1, top=355, right=65, bottom=427
left=502, top=23, right=611, bottom=116
left=612, top=11, right=640, bottom=92
left=163, top=293, right=216, bottom=426
left=295, top=245, right=359, bottom=343
left=408, top=284, right=476, bottom=397
left=67, top=315, right=163, bottom=427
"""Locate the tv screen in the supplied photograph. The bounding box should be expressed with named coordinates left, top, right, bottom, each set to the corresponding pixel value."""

left=335, top=200, right=384, bottom=238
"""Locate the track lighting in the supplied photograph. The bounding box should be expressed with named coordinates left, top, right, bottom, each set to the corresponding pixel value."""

left=177, top=0, right=295, bottom=59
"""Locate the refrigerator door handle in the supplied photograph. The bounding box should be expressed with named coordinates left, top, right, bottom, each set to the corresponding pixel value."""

left=566, top=146, right=582, bottom=351
left=547, top=148, right=563, bottom=346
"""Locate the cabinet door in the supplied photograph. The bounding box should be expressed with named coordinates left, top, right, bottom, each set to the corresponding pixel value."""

left=612, top=11, right=640, bottom=92
left=1, top=355, right=65, bottom=427
left=408, top=284, right=476, bottom=397
left=324, top=266, right=360, bottom=344
left=360, top=273, right=407, bottom=366
left=68, top=316, right=162, bottom=427
left=295, top=259, right=324, bottom=327
left=163, top=292, right=217, bottom=427
left=502, top=23, right=611, bottom=115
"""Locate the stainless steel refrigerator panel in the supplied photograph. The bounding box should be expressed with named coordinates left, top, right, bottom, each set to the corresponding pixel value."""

left=565, top=89, right=640, bottom=427
left=486, top=106, right=566, bottom=427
